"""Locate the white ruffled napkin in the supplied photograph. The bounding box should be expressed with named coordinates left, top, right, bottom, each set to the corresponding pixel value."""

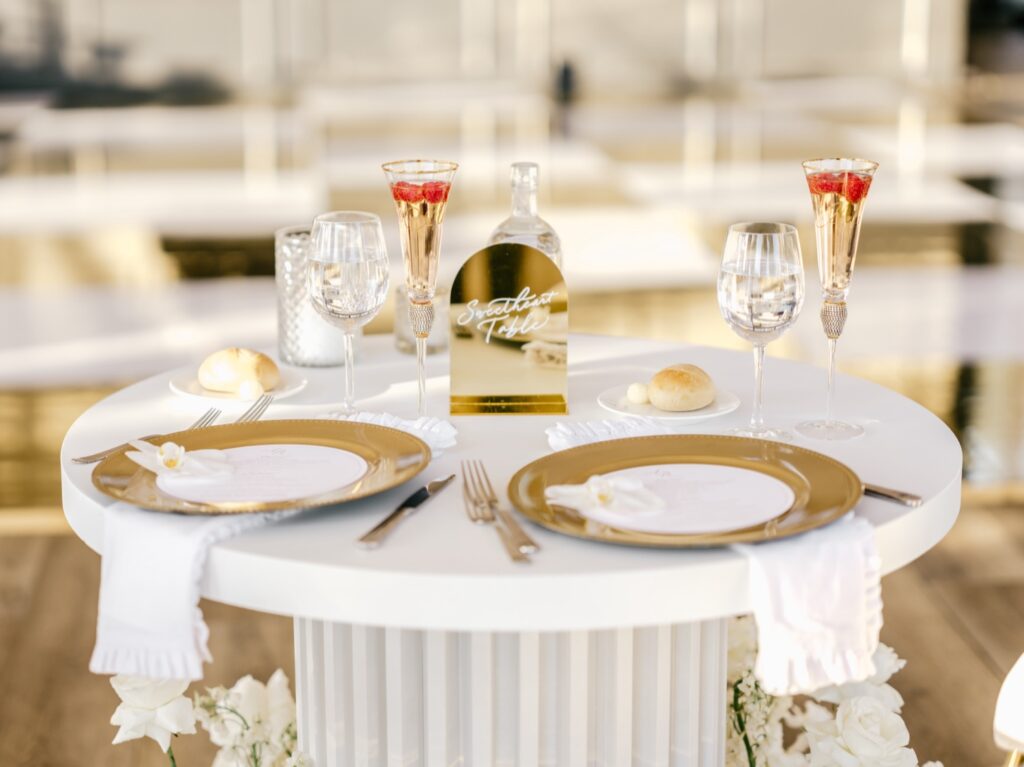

left=91, top=503, right=297, bottom=681
left=546, top=417, right=671, bottom=451
left=734, top=515, right=881, bottom=695
left=545, top=418, right=883, bottom=696
left=320, top=411, right=458, bottom=456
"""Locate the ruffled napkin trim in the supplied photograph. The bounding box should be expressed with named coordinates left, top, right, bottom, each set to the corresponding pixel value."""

left=91, top=506, right=297, bottom=681
left=546, top=418, right=669, bottom=452
left=319, top=411, right=458, bottom=456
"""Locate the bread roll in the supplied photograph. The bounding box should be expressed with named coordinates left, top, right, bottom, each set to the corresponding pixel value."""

left=648, top=364, right=715, bottom=412
left=198, top=348, right=280, bottom=397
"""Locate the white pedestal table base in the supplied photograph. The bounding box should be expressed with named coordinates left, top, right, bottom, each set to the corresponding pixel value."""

left=294, top=617, right=728, bottom=767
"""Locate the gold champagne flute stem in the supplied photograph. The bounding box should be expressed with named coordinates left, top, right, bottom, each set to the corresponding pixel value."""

left=820, top=300, right=848, bottom=426
left=415, top=337, right=427, bottom=416
left=825, top=337, right=837, bottom=425
left=409, top=302, right=435, bottom=417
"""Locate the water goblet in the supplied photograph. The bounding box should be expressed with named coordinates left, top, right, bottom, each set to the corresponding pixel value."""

left=717, top=222, right=805, bottom=439
left=307, top=211, right=390, bottom=414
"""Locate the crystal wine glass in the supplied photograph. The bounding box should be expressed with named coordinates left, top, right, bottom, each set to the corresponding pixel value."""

left=717, top=222, right=805, bottom=439
left=307, top=211, right=390, bottom=414
left=795, top=158, right=878, bottom=441
left=382, top=159, right=458, bottom=416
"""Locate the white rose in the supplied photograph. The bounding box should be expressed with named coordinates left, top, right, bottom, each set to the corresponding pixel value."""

left=813, top=681, right=904, bottom=713
left=807, top=697, right=917, bottom=767
left=109, top=675, right=196, bottom=753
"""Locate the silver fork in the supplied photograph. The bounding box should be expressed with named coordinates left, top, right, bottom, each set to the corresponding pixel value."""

left=464, top=459, right=539, bottom=554
left=72, top=407, right=221, bottom=464
left=461, top=460, right=534, bottom=562
left=235, top=394, right=274, bottom=423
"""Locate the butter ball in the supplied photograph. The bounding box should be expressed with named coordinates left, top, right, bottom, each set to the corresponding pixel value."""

left=626, top=382, right=649, bottom=405
left=237, top=379, right=265, bottom=400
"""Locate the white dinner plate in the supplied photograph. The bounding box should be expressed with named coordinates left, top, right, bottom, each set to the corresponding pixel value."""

left=597, top=383, right=740, bottom=422
left=158, top=444, right=369, bottom=504
left=168, top=368, right=307, bottom=404
left=577, top=464, right=795, bottom=534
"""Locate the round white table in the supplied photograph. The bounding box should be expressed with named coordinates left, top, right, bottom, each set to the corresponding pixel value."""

left=61, top=334, right=962, bottom=767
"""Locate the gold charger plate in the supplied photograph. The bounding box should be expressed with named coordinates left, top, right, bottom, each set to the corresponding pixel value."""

left=507, top=435, right=862, bottom=547
left=92, top=420, right=431, bottom=514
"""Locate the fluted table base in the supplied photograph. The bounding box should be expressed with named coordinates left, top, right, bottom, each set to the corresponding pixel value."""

left=294, top=617, right=728, bottom=767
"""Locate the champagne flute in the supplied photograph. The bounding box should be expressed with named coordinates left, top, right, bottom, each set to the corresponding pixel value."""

left=717, top=222, right=805, bottom=439
left=795, top=158, right=878, bottom=441
left=382, top=159, right=458, bottom=416
left=308, top=211, right=390, bottom=414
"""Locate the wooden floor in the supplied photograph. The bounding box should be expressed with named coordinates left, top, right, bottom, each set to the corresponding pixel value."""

left=0, top=503, right=1019, bottom=766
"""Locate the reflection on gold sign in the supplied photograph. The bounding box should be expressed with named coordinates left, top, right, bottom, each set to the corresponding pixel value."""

left=450, top=244, right=568, bottom=415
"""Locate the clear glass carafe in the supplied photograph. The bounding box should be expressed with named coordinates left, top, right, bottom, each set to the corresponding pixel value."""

left=488, top=162, right=563, bottom=269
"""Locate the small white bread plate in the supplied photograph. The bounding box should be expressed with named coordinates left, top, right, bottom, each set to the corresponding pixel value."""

left=169, top=368, right=307, bottom=404
left=597, top=384, right=740, bottom=422
left=577, top=464, right=794, bottom=534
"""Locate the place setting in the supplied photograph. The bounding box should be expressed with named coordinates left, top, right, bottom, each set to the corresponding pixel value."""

left=62, top=155, right=955, bottom=767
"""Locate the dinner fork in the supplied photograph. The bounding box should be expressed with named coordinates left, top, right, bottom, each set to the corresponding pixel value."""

left=462, top=462, right=528, bottom=563
left=462, top=459, right=539, bottom=555
left=234, top=394, right=274, bottom=423
left=71, top=407, right=221, bottom=464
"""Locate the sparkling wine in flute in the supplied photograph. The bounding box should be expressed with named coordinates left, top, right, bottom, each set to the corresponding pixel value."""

left=796, top=158, right=878, bottom=441
left=807, top=169, right=873, bottom=300
left=382, top=160, right=458, bottom=416
left=389, top=180, right=451, bottom=304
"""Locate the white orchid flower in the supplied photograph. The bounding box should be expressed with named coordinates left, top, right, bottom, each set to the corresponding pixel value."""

left=109, top=675, right=196, bottom=753
left=195, top=669, right=301, bottom=766
left=126, top=440, right=234, bottom=479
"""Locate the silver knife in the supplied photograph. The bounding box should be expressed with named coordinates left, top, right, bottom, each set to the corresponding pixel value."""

left=356, top=474, right=456, bottom=549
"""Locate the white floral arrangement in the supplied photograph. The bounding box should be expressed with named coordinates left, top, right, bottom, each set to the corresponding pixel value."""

left=110, top=622, right=943, bottom=767
left=110, top=669, right=313, bottom=767
left=727, top=615, right=944, bottom=767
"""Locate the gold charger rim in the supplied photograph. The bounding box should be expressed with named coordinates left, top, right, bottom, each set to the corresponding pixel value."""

left=507, top=434, right=863, bottom=547
left=91, top=419, right=432, bottom=515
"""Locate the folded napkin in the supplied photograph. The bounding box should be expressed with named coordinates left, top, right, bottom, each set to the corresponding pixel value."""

left=320, top=411, right=458, bottom=456
left=546, top=418, right=882, bottom=696
left=91, top=503, right=297, bottom=681
left=734, top=515, right=882, bottom=695
left=545, top=475, right=665, bottom=515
